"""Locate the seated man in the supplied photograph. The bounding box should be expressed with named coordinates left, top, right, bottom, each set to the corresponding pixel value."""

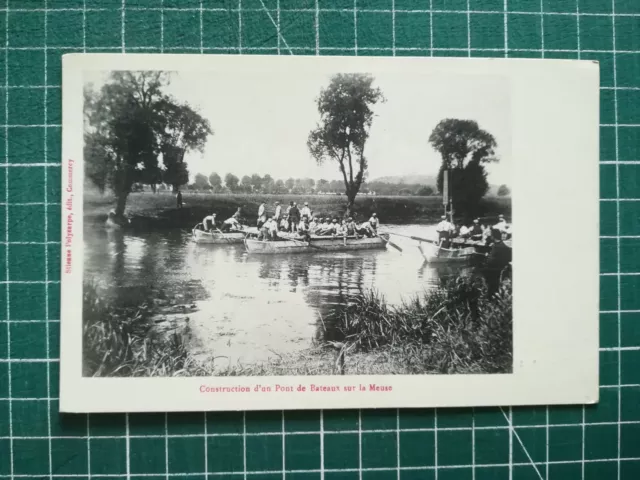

left=469, top=219, right=483, bottom=241
left=267, top=216, right=279, bottom=240
left=279, top=215, right=289, bottom=232
left=336, top=219, right=347, bottom=237
left=368, top=213, right=379, bottom=234
left=309, top=216, right=318, bottom=232
left=345, top=217, right=357, bottom=236
left=316, top=218, right=332, bottom=236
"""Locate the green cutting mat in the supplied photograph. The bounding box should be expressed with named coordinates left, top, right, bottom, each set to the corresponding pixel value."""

left=1, top=0, right=639, bottom=478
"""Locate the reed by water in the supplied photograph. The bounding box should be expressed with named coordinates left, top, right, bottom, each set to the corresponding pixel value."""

left=83, top=272, right=512, bottom=376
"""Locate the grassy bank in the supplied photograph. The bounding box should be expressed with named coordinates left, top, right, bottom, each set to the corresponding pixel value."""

left=84, top=274, right=512, bottom=377
left=327, top=274, right=513, bottom=374
left=82, top=282, right=208, bottom=377
left=85, top=191, right=511, bottom=229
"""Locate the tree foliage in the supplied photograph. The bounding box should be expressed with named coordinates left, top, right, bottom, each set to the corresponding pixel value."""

left=224, top=173, right=239, bottom=192
left=84, top=71, right=212, bottom=215
left=307, top=73, right=385, bottom=213
left=497, top=184, right=510, bottom=196
left=194, top=173, right=210, bottom=190
left=429, top=119, right=497, bottom=219
left=208, top=172, right=222, bottom=191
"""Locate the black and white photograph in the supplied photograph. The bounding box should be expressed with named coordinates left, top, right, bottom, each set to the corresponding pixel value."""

left=60, top=54, right=598, bottom=412
left=80, top=60, right=513, bottom=378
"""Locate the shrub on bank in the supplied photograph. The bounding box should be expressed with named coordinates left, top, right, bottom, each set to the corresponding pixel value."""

left=82, top=282, right=206, bottom=377
left=329, top=274, right=513, bottom=374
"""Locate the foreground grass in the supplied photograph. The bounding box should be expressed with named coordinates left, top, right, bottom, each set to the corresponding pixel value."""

left=85, top=191, right=511, bottom=228
left=328, top=274, right=513, bottom=374
left=84, top=274, right=512, bottom=377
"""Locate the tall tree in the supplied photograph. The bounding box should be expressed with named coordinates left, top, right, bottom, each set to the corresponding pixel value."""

left=285, top=177, right=295, bottom=191
left=250, top=174, right=263, bottom=192
left=240, top=175, right=252, bottom=192
left=307, top=73, right=384, bottom=214
left=209, top=172, right=222, bottom=192
left=262, top=174, right=274, bottom=194
left=84, top=71, right=212, bottom=217
left=274, top=179, right=285, bottom=194
left=429, top=119, right=497, bottom=219
left=317, top=178, right=329, bottom=191
left=225, top=173, right=239, bottom=192
left=194, top=173, right=210, bottom=190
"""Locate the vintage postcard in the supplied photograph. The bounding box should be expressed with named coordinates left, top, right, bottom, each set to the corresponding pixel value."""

left=60, top=54, right=599, bottom=413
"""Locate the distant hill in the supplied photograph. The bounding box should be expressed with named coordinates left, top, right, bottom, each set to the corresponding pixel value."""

left=369, top=174, right=437, bottom=185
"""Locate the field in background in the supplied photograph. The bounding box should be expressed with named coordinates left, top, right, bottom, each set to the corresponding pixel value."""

left=85, top=192, right=511, bottom=229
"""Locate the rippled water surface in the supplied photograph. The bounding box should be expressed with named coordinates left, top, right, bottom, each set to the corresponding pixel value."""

left=84, top=224, right=470, bottom=366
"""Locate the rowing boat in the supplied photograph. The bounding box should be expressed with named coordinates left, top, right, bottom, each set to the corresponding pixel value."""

left=418, top=241, right=477, bottom=264
left=192, top=227, right=246, bottom=244
left=244, top=234, right=389, bottom=254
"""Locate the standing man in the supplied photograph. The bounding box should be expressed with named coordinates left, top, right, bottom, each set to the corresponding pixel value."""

left=274, top=201, right=282, bottom=222
left=289, top=202, right=300, bottom=232
left=300, top=202, right=311, bottom=219
left=176, top=189, right=183, bottom=209
left=257, top=202, right=266, bottom=228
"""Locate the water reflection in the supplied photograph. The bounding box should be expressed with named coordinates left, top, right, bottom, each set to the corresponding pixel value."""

left=83, top=224, right=472, bottom=366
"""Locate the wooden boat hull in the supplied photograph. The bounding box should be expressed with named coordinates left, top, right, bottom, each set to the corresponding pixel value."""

left=418, top=242, right=477, bottom=264
left=244, top=234, right=389, bottom=254
left=192, top=228, right=245, bottom=244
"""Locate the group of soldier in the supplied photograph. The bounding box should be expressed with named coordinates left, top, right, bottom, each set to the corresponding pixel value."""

left=255, top=200, right=380, bottom=241
left=435, top=214, right=511, bottom=247
left=198, top=200, right=380, bottom=241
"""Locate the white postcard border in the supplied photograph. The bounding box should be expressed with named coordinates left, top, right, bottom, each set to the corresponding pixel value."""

left=60, top=54, right=599, bottom=413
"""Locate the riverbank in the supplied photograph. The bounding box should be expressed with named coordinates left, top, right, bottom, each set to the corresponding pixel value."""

left=83, top=273, right=512, bottom=377
left=85, top=192, right=511, bottom=229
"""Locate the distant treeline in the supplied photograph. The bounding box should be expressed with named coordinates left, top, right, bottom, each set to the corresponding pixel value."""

left=132, top=172, right=443, bottom=197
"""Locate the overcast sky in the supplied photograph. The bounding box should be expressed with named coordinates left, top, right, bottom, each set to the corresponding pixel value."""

left=85, top=68, right=512, bottom=186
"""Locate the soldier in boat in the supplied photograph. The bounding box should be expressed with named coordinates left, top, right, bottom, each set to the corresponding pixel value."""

left=202, top=213, right=217, bottom=232
left=176, top=189, right=183, bottom=209
left=257, top=202, right=267, bottom=228
left=316, top=218, right=332, bottom=236
left=469, top=219, right=484, bottom=241
left=220, top=213, right=241, bottom=232
left=369, top=213, right=379, bottom=233
left=309, top=216, right=318, bottom=232
left=356, top=217, right=376, bottom=237
left=289, top=202, right=301, bottom=232
left=274, top=201, right=282, bottom=222
left=300, top=202, right=312, bottom=219
left=297, top=216, right=311, bottom=241
left=267, top=216, right=279, bottom=240
left=279, top=214, right=289, bottom=232
left=346, top=217, right=357, bottom=236
left=493, top=214, right=511, bottom=238
left=436, top=215, right=454, bottom=247
left=484, top=227, right=512, bottom=296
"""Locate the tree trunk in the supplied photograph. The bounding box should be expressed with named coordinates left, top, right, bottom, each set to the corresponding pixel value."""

left=115, top=190, right=129, bottom=218
left=345, top=189, right=357, bottom=217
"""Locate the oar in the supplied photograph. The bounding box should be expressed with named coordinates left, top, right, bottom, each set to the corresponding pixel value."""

left=378, top=234, right=403, bottom=253
left=383, top=231, right=440, bottom=246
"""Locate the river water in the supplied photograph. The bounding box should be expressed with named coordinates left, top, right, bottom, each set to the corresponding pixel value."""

left=84, top=224, right=470, bottom=368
